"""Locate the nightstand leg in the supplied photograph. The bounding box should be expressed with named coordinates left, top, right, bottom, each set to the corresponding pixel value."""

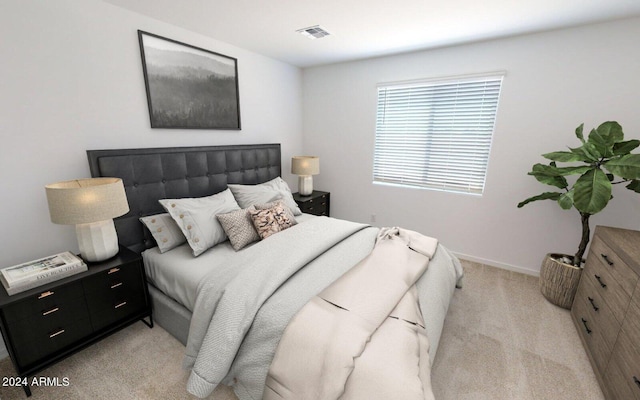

left=23, top=382, right=31, bottom=397
left=141, top=314, right=154, bottom=329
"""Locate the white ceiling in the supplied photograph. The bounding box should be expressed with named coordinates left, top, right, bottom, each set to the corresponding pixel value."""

left=103, top=0, right=640, bottom=68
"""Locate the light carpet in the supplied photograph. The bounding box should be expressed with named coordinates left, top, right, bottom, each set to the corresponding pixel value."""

left=0, top=260, right=603, bottom=399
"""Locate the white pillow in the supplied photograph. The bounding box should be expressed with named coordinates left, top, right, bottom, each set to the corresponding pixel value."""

left=228, top=177, right=301, bottom=216
left=139, top=213, right=186, bottom=253
left=159, top=189, right=241, bottom=257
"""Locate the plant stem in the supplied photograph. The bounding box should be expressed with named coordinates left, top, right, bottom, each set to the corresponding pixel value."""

left=574, top=212, right=591, bottom=267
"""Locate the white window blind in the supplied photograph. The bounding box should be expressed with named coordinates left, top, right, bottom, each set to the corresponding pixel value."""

left=373, top=73, right=504, bottom=195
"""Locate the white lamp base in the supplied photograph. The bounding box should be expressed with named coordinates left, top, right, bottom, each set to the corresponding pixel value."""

left=76, top=219, right=119, bottom=262
left=298, top=175, right=314, bottom=196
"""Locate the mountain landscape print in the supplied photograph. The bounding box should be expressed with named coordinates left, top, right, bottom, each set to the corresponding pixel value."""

left=138, top=31, right=240, bottom=129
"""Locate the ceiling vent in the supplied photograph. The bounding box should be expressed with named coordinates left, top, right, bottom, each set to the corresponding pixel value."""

left=296, top=25, right=331, bottom=39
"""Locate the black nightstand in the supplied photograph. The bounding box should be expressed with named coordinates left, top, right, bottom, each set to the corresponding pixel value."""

left=0, top=247, right=152, bottom=396
left=293, top=190, right=330, bottom=217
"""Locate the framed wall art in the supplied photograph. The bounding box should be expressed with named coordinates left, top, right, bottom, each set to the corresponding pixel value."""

left=138, top=30, right=241, bottom=129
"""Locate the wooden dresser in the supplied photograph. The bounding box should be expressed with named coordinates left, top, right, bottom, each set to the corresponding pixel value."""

left=571, top=225, right=640, bottom=399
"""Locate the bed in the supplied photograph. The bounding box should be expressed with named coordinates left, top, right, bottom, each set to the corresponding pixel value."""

left=87, top=143, right=463, bottom=400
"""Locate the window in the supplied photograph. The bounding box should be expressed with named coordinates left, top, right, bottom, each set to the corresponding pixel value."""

left=373, top=73, right=504, bottom=195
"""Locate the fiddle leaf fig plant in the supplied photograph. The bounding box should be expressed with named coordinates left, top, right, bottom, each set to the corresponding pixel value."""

left=518, top=121, right=640, bottom=267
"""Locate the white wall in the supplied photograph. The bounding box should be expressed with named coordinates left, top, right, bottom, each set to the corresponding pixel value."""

left=0, top=0, right=303, bottom=268
left=302, top=18, right=640, bottom=275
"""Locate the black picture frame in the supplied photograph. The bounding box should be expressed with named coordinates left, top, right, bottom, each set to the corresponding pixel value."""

left=137, top=30, right=241, bottom=130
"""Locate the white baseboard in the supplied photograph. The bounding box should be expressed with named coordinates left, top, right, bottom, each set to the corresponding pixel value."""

left=453, top=252, right=540, bottom=277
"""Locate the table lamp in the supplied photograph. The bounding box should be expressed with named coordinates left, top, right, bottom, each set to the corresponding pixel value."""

left=291, top=156, right=319, bottom=196
left=45, top=178, right=129, bottom=262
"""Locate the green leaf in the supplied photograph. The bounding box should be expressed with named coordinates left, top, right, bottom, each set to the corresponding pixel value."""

left=528, top=164, right=568, bottom=189
left=596, top=121, right=624, bottom=143
left=575, top=123, right=585, bottom=144
left=558, top=189, right=574, bottom=210
left=604, top=154, right=640, bottom=179
left=613, top=139, right=640, bottom=155
left=626, top=180, right=640, bottom=193
left=588, top=128, right=614, bottom=158
left=553, top=166, right=593, bottom=176
left=542, top=151, right=586, bottom=162
left=517, top=192, right=563, bottom=208
left=570, top=142, right=601, bottom=162
left=573, top=168, right=612, bottom=214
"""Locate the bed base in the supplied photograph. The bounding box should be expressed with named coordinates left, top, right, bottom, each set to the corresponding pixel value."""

left=148, top=284, right=191, bottom=346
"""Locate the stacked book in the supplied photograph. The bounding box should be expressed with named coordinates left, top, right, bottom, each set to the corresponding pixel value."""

left=0, top=252, right=87, bottom=296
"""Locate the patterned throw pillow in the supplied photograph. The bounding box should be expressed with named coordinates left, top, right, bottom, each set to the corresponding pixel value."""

left=216, top=206, right=260, bottom=251
left=254, top=199, right=298, bottom=226
left=249, top=204, right=294, bottom=240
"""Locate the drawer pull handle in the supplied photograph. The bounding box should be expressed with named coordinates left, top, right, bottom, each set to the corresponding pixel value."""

left=115, top=301, right=127, bottom=309
left=634, top=376, right=640, bottom=388
left=600, top=254, right=614, bottom=266
left=42, top=307, right=59, bottom=316
left=49, top=329, right=65, bottom=338
left=587, top=297, right=599, bottom=312
left=111, top=282, right=123, bottom=289
left=108, top=267, right=120, bottom=274
left=581, top=318, right=592, bottom=334
left=594, top=274, right=607, bottom=288
left=38, top=291, right=54, bottom=299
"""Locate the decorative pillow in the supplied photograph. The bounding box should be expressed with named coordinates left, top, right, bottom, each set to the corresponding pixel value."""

left=249, top=204, right=294, bottom=240
left=255, top=199, right=298, bottom=226
left=139, top=213, right=186, bottom=253
left=159, top=189, right=241, bottom=257
left=216, top=206, right=260, bottom=251
left=228, top=177, right=302, bottom=216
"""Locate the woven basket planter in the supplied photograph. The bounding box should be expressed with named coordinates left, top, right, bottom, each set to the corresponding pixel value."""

left=539, top=253, right=582, bottom=309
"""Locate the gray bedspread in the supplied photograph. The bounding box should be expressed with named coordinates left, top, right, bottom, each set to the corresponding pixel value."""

left=184, top=216, right=463, bottom=400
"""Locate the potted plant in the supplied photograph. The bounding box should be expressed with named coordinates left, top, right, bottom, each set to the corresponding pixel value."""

left=518, top=121, right=640, bottom=309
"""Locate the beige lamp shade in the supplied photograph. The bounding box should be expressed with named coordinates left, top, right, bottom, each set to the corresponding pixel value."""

left=291, top=156, right=320, bottom=176
left=291, top=156, right=319, bottom=196
left=45, top=178, right=129, bottom=262
left=45, top=178, right=129, bottom=225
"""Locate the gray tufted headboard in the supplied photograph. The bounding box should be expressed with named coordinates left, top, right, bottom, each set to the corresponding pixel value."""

left=87, top=144, right=281, bottom=253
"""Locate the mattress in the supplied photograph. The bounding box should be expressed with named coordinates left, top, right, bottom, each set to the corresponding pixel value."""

left=142, top=213, right=317, bottom=311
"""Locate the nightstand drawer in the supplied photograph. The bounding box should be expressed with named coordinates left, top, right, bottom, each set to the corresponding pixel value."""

left=82, top=262, right=142, bottom=296
left=6, top=299, right=90, bottom=346
left=2, top=281, right=84, bottom=324
left=12, top=317, right=93, bottom=369
left=89, top=293, right=146, bottom=332
left=300, top=200, right=328, bottom=216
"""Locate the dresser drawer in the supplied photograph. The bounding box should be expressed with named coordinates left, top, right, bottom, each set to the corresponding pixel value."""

left=590, top=235, right=638, bottom=296
left=572, top=291, right=616, bottom=373
left=583, top=250, right=632, bottom=324
left=11, top=317, right=93, bottom=370
left=574, top=276, right=621, bottom=351
left=603, top=326, right=640, bottom=400
left=1, top=281, right=84, bottom=324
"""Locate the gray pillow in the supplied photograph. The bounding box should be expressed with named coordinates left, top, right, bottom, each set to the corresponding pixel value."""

left=159, top=189, right=240, bottom=257
left=217, top=206, right=260, bottom=251
left=139, top=213, right=186, bottom=253
left=228, top=177, right=301, bottom=215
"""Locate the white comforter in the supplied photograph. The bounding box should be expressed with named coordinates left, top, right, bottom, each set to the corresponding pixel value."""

left=183, top=217, right=463, bottom=399
left=264, top=227, right=438, bottom=400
